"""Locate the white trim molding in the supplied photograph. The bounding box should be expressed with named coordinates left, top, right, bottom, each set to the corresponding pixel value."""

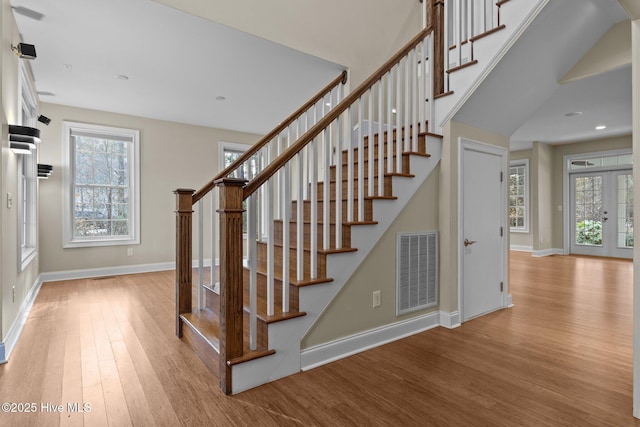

left=510, top=245, right=533, bottom=252
left=532, top=248, right=564, bottom=257
left=301, top=310, right=460, bottom=371
left=0, top=277, right=43, bottom=364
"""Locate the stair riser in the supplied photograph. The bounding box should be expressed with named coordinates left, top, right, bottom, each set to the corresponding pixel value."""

left=291, top=199, right=374, bottom=223
left=273, top=220, right=352, bottom=250
left=256, top=241, right=327, bottom=281
left=242, top=268, right=300, bottom=314
left=315, top=176, right=393, bottom=201
left=330, top=157, right=412, bottom=180
left=342, top=136, right=426, bottom=164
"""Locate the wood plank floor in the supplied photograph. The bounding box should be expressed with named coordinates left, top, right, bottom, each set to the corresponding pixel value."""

left=1, top=252, right=638, bottom=426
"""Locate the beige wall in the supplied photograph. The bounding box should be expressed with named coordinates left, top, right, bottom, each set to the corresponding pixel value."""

left=302, top=165, right=440, bottom=348
left=509, top=149, right=533, bottom=248
left=1, top=1, right=40, bottom=340
left=37, top=103, right=260, bottom=273
left=533, top=142, right=554, bottom=251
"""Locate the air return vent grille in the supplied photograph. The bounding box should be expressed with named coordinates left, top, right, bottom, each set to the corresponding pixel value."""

left=397, top=232, right=438, bottom=316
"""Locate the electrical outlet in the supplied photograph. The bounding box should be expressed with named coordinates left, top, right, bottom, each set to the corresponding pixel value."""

left=7, top=193, right=13, bottom=209
left=372, top=290, right=381, bottom=308
left=12, top=286, right=16, bottom=303
left=127, top=248, right=133, bottom=256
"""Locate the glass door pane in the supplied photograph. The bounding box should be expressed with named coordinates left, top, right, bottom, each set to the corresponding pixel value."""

left=616, top=172, right=633, bottom=249
left=574, top=175, right=603, bottom=247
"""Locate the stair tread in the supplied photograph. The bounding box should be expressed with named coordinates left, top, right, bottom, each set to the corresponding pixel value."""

left=181, top=310, right=220, bottom=351
left=447, top=59, right=478, bottom=74
left=469, top=24, right=506, bottom=42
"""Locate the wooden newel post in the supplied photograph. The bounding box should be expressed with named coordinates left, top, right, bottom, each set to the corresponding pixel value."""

left=433, top=0, right=445, bottom=96
left=174, top=188, right=195, bottom=337
left=216, top=177, right=247, bottom=395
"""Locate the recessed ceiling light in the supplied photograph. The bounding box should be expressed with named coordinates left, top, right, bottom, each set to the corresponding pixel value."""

left=216, top=96, right=226, bottom=101
left=115, top=74, right=129, bottom=80
left=564, top=111, right=582, bottom=117
left=325, top=102, right=332, bottom=107
left=595, top=125, right=607, bottom=130
left=392, top=108, right=397, bottom=114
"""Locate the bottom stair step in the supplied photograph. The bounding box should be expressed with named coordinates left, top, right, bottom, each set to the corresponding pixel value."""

left=179, top=308, right=277, bottom=378
left=180, top=310, right=220, bottom=377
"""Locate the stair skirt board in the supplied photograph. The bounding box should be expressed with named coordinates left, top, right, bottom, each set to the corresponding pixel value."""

left=301, top=311, right=443, bottom=371
left=230, top=137, right=443, bottom=394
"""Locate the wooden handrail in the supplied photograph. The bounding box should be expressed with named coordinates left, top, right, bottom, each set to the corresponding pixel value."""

left=192, top=70, right=348, bottom=204
left=243, top=26, right=433, bottom=200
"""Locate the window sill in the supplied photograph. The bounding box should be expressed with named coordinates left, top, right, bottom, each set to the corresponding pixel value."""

left=63, top=237, right=140, bottom=249
left=509, top=229, right=530, bottom=234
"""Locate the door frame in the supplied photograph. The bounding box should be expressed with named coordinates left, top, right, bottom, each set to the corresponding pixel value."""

left=457, top=138, right=510, bottom=322
left=562, top=148, right=633, bottom=255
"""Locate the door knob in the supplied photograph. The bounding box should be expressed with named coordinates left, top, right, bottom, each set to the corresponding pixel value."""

left=464, top=239, right=477, bottom=247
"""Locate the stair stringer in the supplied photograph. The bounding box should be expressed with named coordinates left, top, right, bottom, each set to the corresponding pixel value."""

left=231, top=136, right=443, bottom=394
left=433, top=0, right=549, bottom=133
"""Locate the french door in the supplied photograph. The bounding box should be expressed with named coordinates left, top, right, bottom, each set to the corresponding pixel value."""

left=570, top=170, right=633, bottom=259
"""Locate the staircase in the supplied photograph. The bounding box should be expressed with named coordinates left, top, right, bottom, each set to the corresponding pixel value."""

left=174, top=0, right=547, bottom=394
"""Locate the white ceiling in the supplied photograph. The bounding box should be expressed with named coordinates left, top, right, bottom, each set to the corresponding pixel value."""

left=454, top=0, right=631, bottom=151
left=10, top=0, right=345, bottom=135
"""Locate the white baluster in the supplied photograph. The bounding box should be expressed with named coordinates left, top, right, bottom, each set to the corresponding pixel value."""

left=335, top=85, right=344, bottom=249
left=323, top=128, right=330, bottom=251
left=444, top=0, right=451, bottom=91
left=198, top=200, right=204, bottom=311
left=211, top=187, right=217, bottom=293
left=396, top=62, right=402, bottom=173
left=412, top=48, right=418, bottom=153
left=368, top=89, right=374, bottom=198
left=281, top=161, right=290, bottom=313
left=358, top=97, right=365, bottom=222
left=387, top=69, right=394, bottom=174
left=377, top=80, right=384, bottom=197
left=347, top=106, right=354, bottom=223
left=404, top=55, right=410, bottom=154
left=429, top=35, right=436, bottom=133
left=310, top=137, right=318, bottom=279
left=267, top=177, right=274, bottom=316
left=296, top=150, right=304, bottom=281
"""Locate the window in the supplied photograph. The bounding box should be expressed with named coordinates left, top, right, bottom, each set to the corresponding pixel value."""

left=509, top=160, right=529, bottom=233
left=63, top=122, right=140, bottom=248
left=18, top=62, right=38, bottom=271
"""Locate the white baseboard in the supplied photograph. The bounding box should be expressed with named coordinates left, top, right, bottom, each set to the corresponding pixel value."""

left=0, top=276, right=43, bottom=364
left=532, top=248, right=564, bottom=257
left=301, top=310, right=458, bottom=371
left=40, top=262, right=176, bottom=282
left=510, top=245, right=533, bottom=252
left=439, top=310, right=461, bottom=329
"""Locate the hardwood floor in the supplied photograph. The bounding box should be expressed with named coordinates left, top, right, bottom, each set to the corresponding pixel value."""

left=1, top=252, right=638, bottom=426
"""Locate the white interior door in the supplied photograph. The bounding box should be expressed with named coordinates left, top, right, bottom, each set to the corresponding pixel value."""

left=570, top=170, right=633, bottom=259
left=460, top=140, right=507, bottom=322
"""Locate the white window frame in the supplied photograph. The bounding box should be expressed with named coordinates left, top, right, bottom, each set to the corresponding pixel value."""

left=62, top=121, right=140, bottom=248
left=18, top=61, right=38, bottom=271
left=509, top=159, right=529, bottom=233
